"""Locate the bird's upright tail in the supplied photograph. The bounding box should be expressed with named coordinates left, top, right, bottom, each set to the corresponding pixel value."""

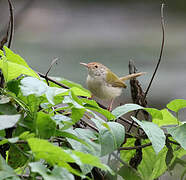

left=120, top=72, right=146, bottom=81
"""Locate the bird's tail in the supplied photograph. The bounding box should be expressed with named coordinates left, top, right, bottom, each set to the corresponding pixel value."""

left=120, top=72, right=146, bottom=81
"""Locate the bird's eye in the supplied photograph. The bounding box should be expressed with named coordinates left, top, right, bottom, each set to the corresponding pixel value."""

left=95, top=65, right=98, bottom=68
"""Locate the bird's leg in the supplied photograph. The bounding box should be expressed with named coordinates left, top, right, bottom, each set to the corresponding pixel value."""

left=108, top=98, right=114, bottom=111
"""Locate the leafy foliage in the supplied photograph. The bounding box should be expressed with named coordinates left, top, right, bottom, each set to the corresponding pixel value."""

left=0, top=47, right=186, bottom=179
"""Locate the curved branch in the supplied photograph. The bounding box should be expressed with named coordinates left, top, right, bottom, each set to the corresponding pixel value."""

left=143, top=3, right=165, bottom=101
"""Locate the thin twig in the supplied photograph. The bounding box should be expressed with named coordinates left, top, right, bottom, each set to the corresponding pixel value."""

left=7, top=0, right=14, bottom=48
left=45, top=58, right=59, bottom=85
left=119, top=142, right=152, bottom=151
left=37, top=72, right=69, bottom=89
left=143, top=3, right=165, bottom=101
left=81, top=119, right=99, bottom=133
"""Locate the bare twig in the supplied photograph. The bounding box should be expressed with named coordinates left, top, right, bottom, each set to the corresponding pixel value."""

left=37, top=72, right=69, bottom=89
left=143, top=3, right=165, bottom=101
left=7, top=0, right=14, bottom=48
left=45, top=58, right=59, bottom=85
left=119, top=142, right=152, bottom=151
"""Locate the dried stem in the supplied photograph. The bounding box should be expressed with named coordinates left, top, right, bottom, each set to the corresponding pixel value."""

left=7, top=0, right=14, bottom=48
left=143, top=3, right=165, bottom=101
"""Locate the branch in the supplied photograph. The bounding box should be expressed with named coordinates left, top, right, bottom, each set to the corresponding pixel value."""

left=143, top=3, right=165, bottom=101
left=7, top=0, right=14, bottom=48
left=119, top=142, right=152, bottom=151
left=37, top=72, right=69, bottom=89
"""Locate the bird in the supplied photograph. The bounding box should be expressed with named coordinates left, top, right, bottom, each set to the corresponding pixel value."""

left=80, top=62, right=145, bottom=111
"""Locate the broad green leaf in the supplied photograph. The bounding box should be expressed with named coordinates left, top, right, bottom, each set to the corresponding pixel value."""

left=71, top=87, right=91, bottom=97
left=29, top=162, right=74, bottom=180
left=28, top=138, right=84, bottom=177
left=118, top=164, right=142, bottom=180
left=20, top=77, right=48, bottom=96
left=71, top=108, right=85, bottom=123
left=7, top=79, right=20, bottom=96
left=120, top=138, right=137, bottom=163
left=0, top=114, right=21, bottom=130
left=167, top=99, right=186, bottom=112
left=20, top=77, right=67, bottom=104
left=0, top=137, right=19, bottom=146
left=63, top=96, right=84, bottom=109
left=4, top=46, right=30, bottom=68
left=138, top=141, right=168, bottom=180
left=45, top=87, right=68, bottom=105
left=59, top=77, right=90, bottom=94
left=65, top=128, right=100, bottom=174
left=112, top=104, right=162, bottom=121
left=145, top=108, right=163, bottom=120
left=0, top=103, right=17, bottom=115
left=112, top=103, right=142, bottom=119
left=132, top=117, right=166, bottom=154
left=28, top=138, right=112, bottom=176
left=55, top=130, right=89, bottom=147
left=167, top=124, right=186, bottom=150
left=0, top=95, right=10, bottom=104
left=52, top=114, right=73, bottom=129
left=0, top=49, right=4, bottom=56
left=0, top=57, right=39, bottom=82
left=100, top=122, right=125, bottom=156
left=153, top=109, right=178, bottom=127
left=0, top=155, right=20, bottom=180
left=36, top=112, right=56, bottom=139
left=65, top=128, right=100, bottom=156
left=8, top=143, right=29, bottom=169
left=86, top=105, right=115, bottom=121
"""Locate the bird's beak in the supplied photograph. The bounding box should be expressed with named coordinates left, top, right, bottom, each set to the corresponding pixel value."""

left=80, top=62, right=89, bottom=68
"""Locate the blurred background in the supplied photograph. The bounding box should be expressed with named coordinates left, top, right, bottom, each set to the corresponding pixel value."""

left=0, top=0, right=186, bottom=179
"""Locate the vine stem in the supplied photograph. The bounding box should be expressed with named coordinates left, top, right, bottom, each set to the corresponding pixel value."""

left=143, top=3, right=165, bottom=101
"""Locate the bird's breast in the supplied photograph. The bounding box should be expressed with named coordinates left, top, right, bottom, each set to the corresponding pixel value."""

left=86, top=75, right=122, bottom=100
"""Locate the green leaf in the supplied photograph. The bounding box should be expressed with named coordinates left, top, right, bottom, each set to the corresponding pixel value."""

left=0, top=95, right=10, bottom=104
left=46, top=87, right=68, bottom=105
left=132, top=117, right=166, bottom=154
left=4, top=46, right=30, bottom=68
left=167, top=124, right=186, bottom=150
left=0, top=49, right=4, bottom=56
left=28, top=138, right=113, bottom=176
left=0, top=114, right=21, bottom=130
left=65, top=128, right=100, bottom=174
left=118, top=164, right=142, bottom=180
left=52, top=114, right=73, bottom=129
left=100, top=122, right=125, bottom=156
left=71, top=87, right=91, bottom=97
left=112, top=104, right=142, bottom=119
left=55, top=130, right=89, bottom=147
left=120, top=138, right=136, bottom=163
left=8, top=143, right=29, bottom=169
left=0, top=103, right=17, bottom=115
left=112, top=104, right=162, bottom=121
left=36, top=112, right=56, bottom=139
left=7, top=79, right=20, bottom=96
left=65, top=128, right=100, bottom=155
left=0, top=56, right=39, bottom=82
left=29, top=162, right=74, bottom=180
left=20, top=77, right=48, bottom=96
left=138, top=141, right=168, bottom=180
left=167, top=99, right=186, bottom=112
left=20, top=77, right=67, bottom=105
left=0, top=155, right=20, bottom=179
left=71, top=108, right=85, bottom=123
left=153, top=109, right=178, bottom=127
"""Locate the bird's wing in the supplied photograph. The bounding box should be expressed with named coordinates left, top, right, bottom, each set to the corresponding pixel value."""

left=120, top=72, right=146, bottom=81
left=106, top=69, right=127, bottom=88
